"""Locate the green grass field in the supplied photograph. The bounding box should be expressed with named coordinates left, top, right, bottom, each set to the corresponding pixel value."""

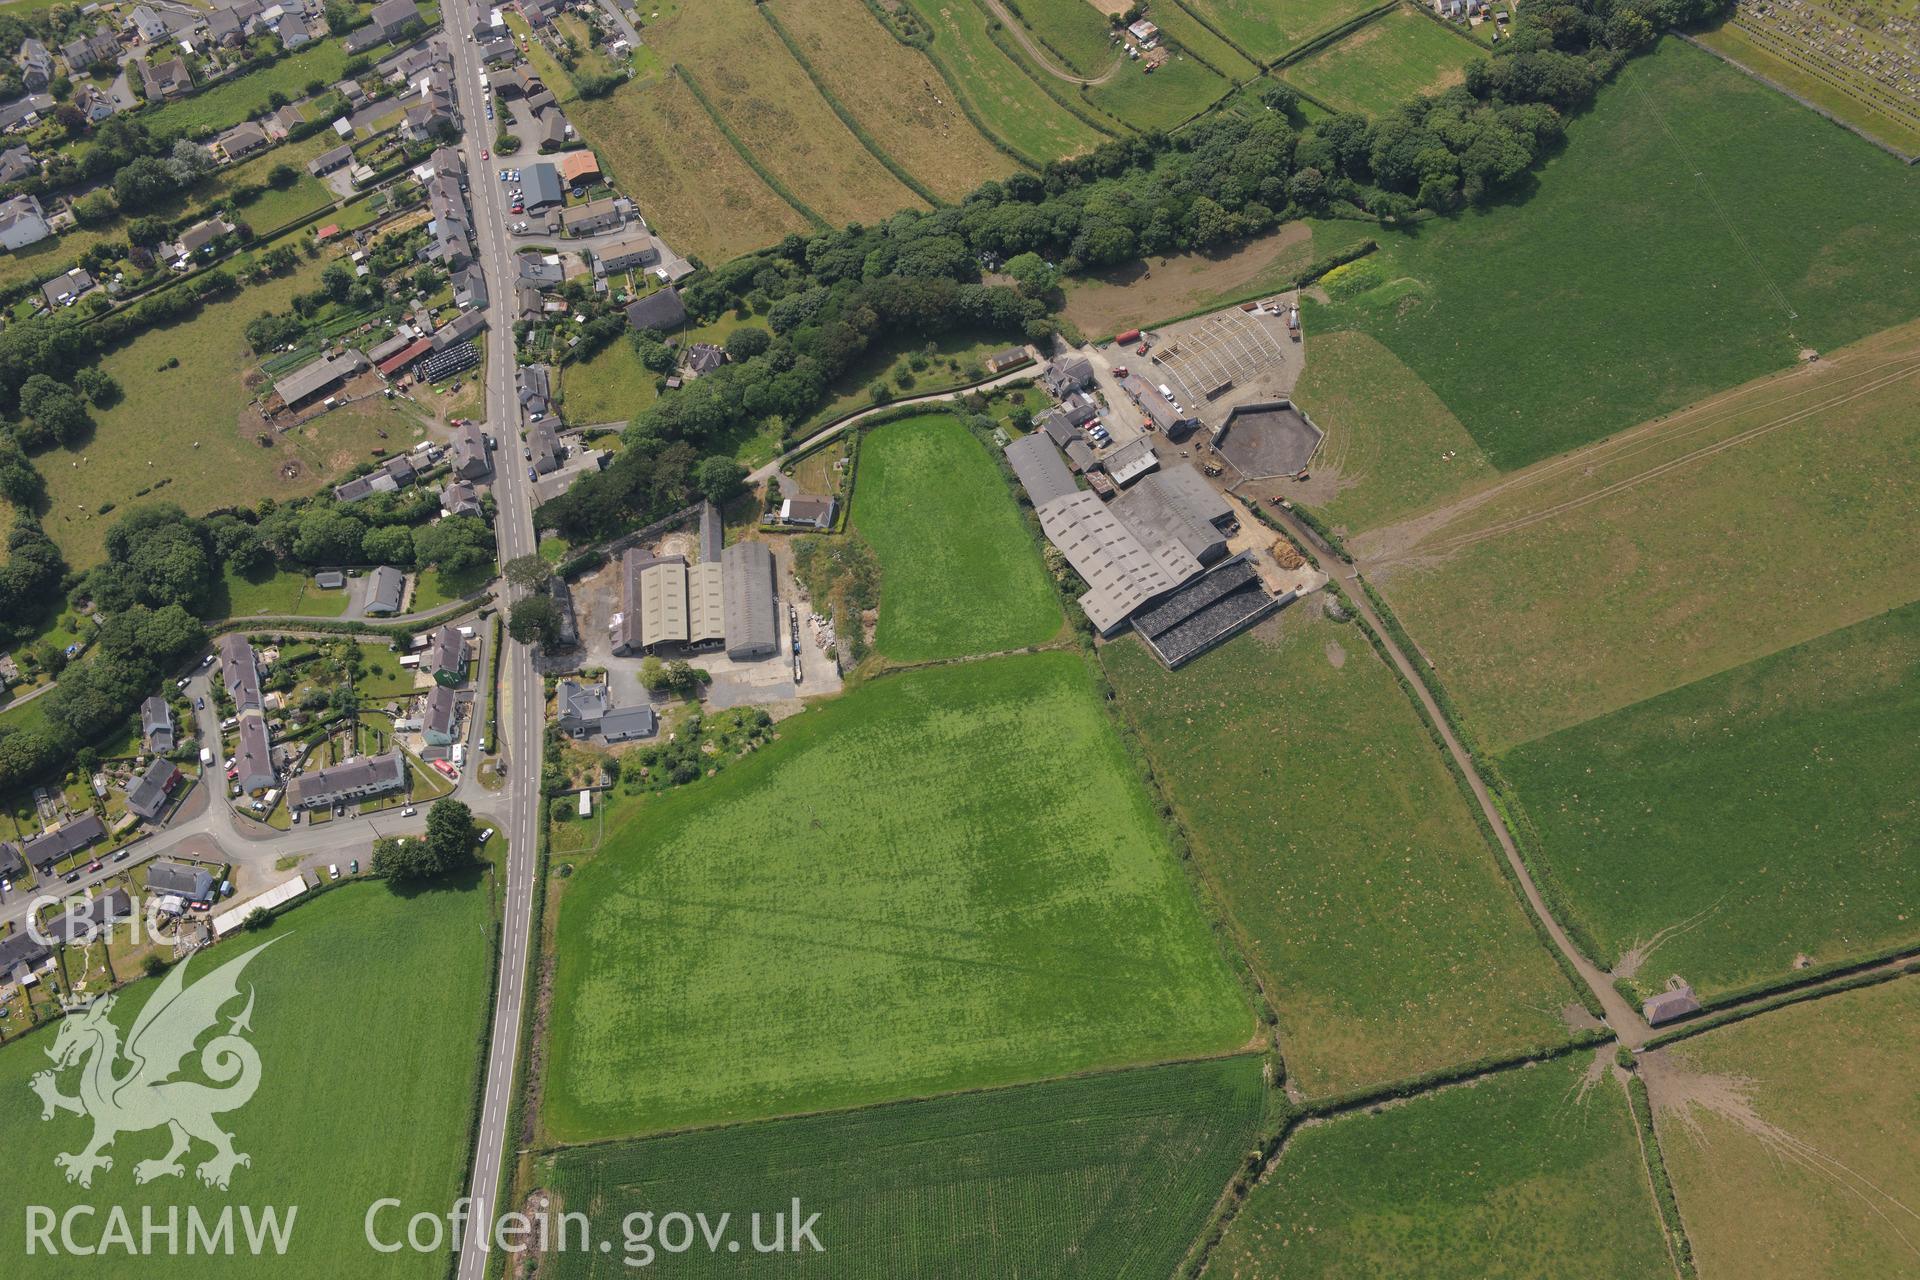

left=1215, top=1050, right=1673, bottom=1277
left=542, top=651, right=1251, bottom=1141
left=1648, top=978, right=1920, bottom=1280
left=1305, top=37, right=1920, bottom=471
left=1104, top=614, right=1573, bottom=1098
left=1289, top=329, right=1494, bottom=534
left=1188, top=0, right=1386, bottom=61
left=212, top=563, right=350, bottom=618
left=39, top=259, right=426, bottom=568
left=1502, top=600, right=1920, bottom=1003
left=0, top=878, right=494, bottom=1277
left=1281, top=8, right=1483, bottom=116
left=1005, top=0, right=1120, bottom=77
left=147, top=41, right=355, bottom=138
left=852, top=416, right=1062, bottom=662
left=1698, top=14, right=1920, bottom=157
left=542, top=1056, right=1266, bottom=1278
left=1087, top=53, right=1235, bottom=130
left=559, top=341, right=656, bottom=426
left=1360, top=317, right=1920, bottom=752
left=899, top=0, right=1107, bottom=162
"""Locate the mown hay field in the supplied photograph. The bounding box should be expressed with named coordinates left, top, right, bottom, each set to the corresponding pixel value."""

left=1502, top=599, right=1920, bottom=1004
left=1213, top=1050, right=1674, bottom=1278
left=1305, top=38, right=1920, bottom=471
left=39, top=259, right=429, bottom=569
left=542, top=651, right=1252, bottom=1142
left=768, top=0, right=1019, bottom=201
left=852, top=415, right=1062, bottom=662
left=654, top=0, right=927, bottom=227
left=0, top=879, right=495, bottom=1278
left=570, top=76, right=812, bottom=265
left=1187, top=0, right=1387, bottom=61
left=541, top=1056, right=1267, bottom=1278
left=1358, top=317, right=1920, bottom=752
left=900, top=0, right=1107, bottom=162
left=1647, top=978, right=1920, bottom=1280
left=1291, top=330, right=1496, bottom=534
left=1102, top=612, right=1574, bottom=1099
left=1280, top=8, right=1484, bottom=116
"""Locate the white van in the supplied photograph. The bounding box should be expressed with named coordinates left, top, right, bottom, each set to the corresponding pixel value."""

left=452, top=742, right=466, bottom=767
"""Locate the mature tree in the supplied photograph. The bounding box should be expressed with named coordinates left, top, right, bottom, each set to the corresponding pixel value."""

left=424, top=798, right=478, bottom=872
left=360, top=523, right=417, bottom=567
left=694, top=455, right=746, bottom=506
left=724, top=327, right=770, bottom=361
left=411, top=515, right=493, bottom=577
left=1002, top=252, right=1057, bottom=298
left=503, top=552, right=550, bottom=591
left=507, top=594, right=560, bottom=646
left=72, top=367, right=120, bottom=407
left=292, top=507, right=365, bottom=564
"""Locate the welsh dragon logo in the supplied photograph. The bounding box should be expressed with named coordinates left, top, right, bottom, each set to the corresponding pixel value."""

left=29, top=939, right=278, bottom=1190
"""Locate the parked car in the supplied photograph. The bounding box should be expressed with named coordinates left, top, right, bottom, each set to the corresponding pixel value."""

left=527, top=466, right=537, bottom=481
left=112, top=849, right=128, bottom=862
left=401, top=806, right=416, bottom=816
left=349, top=860, right=359, bottom=875
left=64, top=871, right=80, bottom=884
left=328, top=863, right=339, bottom=879
left=87, top=859, right=101, bottom=873
left=195, top=697, right=205, bottom=710
left=479, top=828, right=492, bottom=843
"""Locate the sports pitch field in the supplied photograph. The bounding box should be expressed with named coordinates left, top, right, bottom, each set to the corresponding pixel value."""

left=542, top=651, right=1251, bottom=1141
left=1356, top=317, right=1920, bottom=752
left=0, top=879, right=494, bottom=1277
left=1213, top=1050, right=1674, bottom=1278
left=541, top=1056, right=1267, bottom=1278
left=1305, top=38, right=1920, bottom=471
left=1281, top=8, right=1484, bottom=117
left=852, top=415, right=1062, bottom=662
left=1102, top=612, right=1574, bottom=1099
left=1502, top=599, right=1920, bottom=1004
left=1646, top=977, right=1920, bottom=1280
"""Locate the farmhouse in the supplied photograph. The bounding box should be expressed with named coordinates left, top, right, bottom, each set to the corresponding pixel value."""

left=1042, top=355, right=1094, bottom=398
left=141, top=695, right=175, bottom=753
left=21, top=813, right=106, bottom=874
left=124, top=757, right=183, bottom=821
left=722, top=541, right=778, bottom=660
left=365, top=566, right=406, bottom=616
left=555, top=679, right=657, bottom=742
left=288, top=751, right=407, bottom=810
left=147, top=860, right=215, bottom=902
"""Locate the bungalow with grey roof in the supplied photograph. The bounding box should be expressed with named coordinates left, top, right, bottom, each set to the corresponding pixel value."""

left=21, top=813, right=105, bottom=874
left=41, top=267, right=96, bottom=309
left=364, top=565, right=406, bottom=615
left=277, top=11, right=313, bottom=48
left=146, top=860, right=214, bottom=900
left=624, top=287, right=686, bottom=333
left=308, top=143, right=354, bottom=176
left=43, top=889, right=134, bottom=945
left=215, top=121, right=269, bottom=161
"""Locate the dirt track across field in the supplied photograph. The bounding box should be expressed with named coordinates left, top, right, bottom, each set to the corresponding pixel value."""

left=980, top=0, right=1123, bottom=84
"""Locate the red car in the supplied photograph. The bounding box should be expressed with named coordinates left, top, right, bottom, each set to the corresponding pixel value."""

left=87, top=860, right=102, bottom=873
left=433, top=759, right=458, bottom=778
left=481, top=149, right=489, bottom=160
left=510, top=204, right=524, bottom=215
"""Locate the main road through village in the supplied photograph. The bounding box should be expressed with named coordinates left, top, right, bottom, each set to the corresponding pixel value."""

left=447, top=7, right=543, bottom=1274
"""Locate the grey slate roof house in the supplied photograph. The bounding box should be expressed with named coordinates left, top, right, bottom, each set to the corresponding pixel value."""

left=233, top=711, right=275, bottom=793
left=147, top=860, right=215, bottom=901
left=308, top=143, right=353, bottom=176
left=43, top=889, right=135, bottom=944
left=451, top=421, right=491, bottom=478
left=425, top=626, right=468, bottom=685
left=21, top=812, right=106, bottom=873
left=0, top=145, right=38, bottom=184
left=452, top=264, right=488, bottom=309
left=0, top=95, right=55, bottom=135
left=141, top=695, right=175, bottom=753
left=440, top=480, right=482, bottom=518
left=364, top=565, right=406, bottom=616
left=288, top=751, right=406, bottom=810
left=62, top=30, right=123, bottom=71
left=555, top=680, right=656, bottom=742
left=624, top=287, right=686, bottom=333
left=19, top=39, right=55, bottom=90
left=217, top=633, right=263, bottom=712
left=423, top=682, right=459, bottom=745
left=0, top=926, right=52, bottom=985
left=41, top=267, right=96, bottom=309
left=1042, top=355, right=1095, bottom=397
left=775, top=495, right=836, bottom=530
left=124, top=758, right=182, bottom=820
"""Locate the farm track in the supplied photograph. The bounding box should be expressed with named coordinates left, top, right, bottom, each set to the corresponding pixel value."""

left=980, top=0, right=1125, bottom=84
left=1358, top=338, right=1920, bottom=564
